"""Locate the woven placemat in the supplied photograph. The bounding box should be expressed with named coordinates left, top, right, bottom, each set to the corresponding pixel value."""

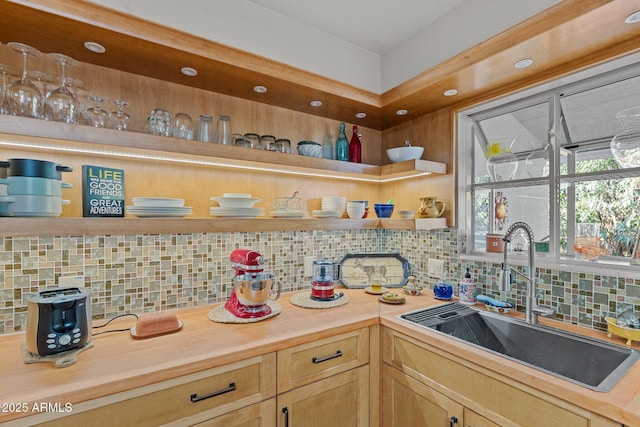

left=208, top=301, right=282, bottom=324
left=22, top=341, right=94, bottom=368
left=289, top=291, right=350, bottom=309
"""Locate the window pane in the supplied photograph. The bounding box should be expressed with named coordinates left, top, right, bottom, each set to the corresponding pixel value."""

left=473, top=186, right=549, bottom=252
left=560, top=75, right=640, bottom=145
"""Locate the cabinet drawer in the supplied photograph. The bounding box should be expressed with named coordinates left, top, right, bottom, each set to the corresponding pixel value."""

left=31, top=353, right=276, bottom=427
left=277, top=328, right=369, bottom=392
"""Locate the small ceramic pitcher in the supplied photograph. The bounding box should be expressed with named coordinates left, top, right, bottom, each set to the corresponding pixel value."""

left=419, top=196, right=445, bottom=218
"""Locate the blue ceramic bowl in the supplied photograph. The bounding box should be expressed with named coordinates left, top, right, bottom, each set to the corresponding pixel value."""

left=374, top=203, right=394, bottom=218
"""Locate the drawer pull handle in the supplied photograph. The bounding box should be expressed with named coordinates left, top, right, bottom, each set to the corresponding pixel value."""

left=190, top=382, right=236, bottom=403
left=449, top=415, right=458, bottom=427
left=312, top=349, right=343, bottom=364
left=282, top=406, right=289, bottom=427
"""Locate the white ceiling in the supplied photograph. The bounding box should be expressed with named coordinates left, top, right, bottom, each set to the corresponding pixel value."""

left=88, top=0, right=562, bottom=93
left=247, top=0, right=464, bottom=55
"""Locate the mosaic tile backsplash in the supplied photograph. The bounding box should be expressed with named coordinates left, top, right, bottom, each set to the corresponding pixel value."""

left=0, top=227, right=638, bottom=335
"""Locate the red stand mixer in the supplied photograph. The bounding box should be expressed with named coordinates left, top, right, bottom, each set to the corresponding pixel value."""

left=225, top=248, right=282, bottom=319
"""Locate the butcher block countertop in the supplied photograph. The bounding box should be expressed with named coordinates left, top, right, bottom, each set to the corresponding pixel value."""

left=2, top=288, right=640, bottom=425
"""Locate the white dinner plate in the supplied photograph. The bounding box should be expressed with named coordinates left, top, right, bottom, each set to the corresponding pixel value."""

left=132, top=197, right=185, bottom=207
left=312, top=209, right=341, bottom=218
left=270, top=210, right=304, bottom=218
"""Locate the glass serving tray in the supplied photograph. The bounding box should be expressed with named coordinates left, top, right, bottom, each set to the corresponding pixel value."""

left=338, top=253, right=409, bottom=289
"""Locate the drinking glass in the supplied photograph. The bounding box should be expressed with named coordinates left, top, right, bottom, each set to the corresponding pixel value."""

left=574, top=223, right=601, bottom=261
left=172, top=112, right=194, bottom=140
left=108, top=100, right=131, bottom=130
left=196, top=114, right=214, bottom=142
left=215, top=114, right=232, bottom=145
left=7, top=42, right=44, bottom=118
left=148, top=108, right=172, bottom=136
left=45, top=53, right=79, bottom=123
left=244, top=133, right=261, bottom=149
left=46, top=53, right=80, bottom=123
left=85, top=96, right=109, bottom=128
left=261, top=135, right=276, bottom=151
left=0, top=64, right=17, bottom=115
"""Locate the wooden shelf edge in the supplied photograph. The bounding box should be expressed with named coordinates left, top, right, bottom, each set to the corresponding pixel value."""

left=0, top=217, right=448, bottom=237
left=0, top=218, right=382, bottom=237
left=0, top=117, right=447, bottom=181
left=380, top=217, right=448, bottom=230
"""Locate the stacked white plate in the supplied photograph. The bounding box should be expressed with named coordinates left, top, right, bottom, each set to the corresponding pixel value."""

left=126, top=197, right=192, bottom=218
left=270, top=210, right=304, bottom=218
left=314, top=196, right=346, bottom=218
left=210, top=194, right=264, bottom=217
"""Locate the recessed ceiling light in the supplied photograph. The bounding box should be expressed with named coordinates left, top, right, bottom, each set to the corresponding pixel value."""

left=310, top=100, right=322, bottom=107
left=253, top=85, right=267, bottom=94
left=514, top=58, right=534, bottom=68
left=355, top=112, right=366, bottom=119
left=625, top=10, right=640, bottom=24
left=396, top=109, right=408, bottom=116
left=180, top=67, right=197, bottom=77
left=444, top=89, right=458, bottom=96
left=83, top=41, right=105, bottom=54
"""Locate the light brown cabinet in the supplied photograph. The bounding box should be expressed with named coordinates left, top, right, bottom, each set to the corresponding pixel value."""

left=381, top=327, right=621, bottom=427
left=276, top=328, right=370, bottom=427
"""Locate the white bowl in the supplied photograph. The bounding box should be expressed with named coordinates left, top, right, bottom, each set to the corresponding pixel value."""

left=397, top=210, right=415, bottom=219
left=346, top=206, right=366, bottom=219
left=223, top=193, right=251, bottom=198
left=211, top=196, right=261, bottom=208
left=386, top=146, right=424, bottom=163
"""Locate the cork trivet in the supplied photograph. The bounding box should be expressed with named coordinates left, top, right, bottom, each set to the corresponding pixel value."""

left=22, top=341, right=94, bottom=368
left=289, top=291, right=350, bottom=309
left=208, top=301, right=282, bottom=324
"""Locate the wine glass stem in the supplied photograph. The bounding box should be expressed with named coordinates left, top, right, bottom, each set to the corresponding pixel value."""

left=21, top=52, right=28, bottom=81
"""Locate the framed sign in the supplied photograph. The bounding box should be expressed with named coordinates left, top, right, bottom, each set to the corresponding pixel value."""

left=338, top=253, right=409, bottom=289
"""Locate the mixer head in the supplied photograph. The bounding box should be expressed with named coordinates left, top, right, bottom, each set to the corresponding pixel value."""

left=230, top=248, right=264, bottom=275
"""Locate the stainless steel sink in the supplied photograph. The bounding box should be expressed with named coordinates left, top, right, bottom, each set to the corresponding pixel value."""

left=399, top=302, right=640, bottom=392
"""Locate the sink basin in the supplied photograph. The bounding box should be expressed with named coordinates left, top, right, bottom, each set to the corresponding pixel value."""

left=399, top=302, right=640, bottom=392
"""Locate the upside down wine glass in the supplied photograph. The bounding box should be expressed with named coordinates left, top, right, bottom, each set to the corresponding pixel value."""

left=46, top=53, right=79, bottom=124
left=7, top=42, right=44, bottom=118
left=108, top=100, right=131, bottom=130
left=85, top=95, right=108, bottom=128
left=0, top=64, right=17, bottom=115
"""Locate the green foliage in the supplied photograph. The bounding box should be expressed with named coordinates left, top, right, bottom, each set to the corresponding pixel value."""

left=572, top=159, right=640, bottom=256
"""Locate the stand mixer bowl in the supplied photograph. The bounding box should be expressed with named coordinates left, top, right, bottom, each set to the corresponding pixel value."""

left=233, top=273, right=281, bottom=310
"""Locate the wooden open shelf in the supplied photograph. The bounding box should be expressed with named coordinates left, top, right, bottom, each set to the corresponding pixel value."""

left=0, top=116, right=446, bottom=183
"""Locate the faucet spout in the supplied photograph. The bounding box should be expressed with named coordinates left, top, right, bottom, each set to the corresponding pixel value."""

left=500, top=221, right=552, bottom=324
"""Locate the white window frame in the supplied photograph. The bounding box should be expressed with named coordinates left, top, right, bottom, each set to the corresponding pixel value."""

left=456, top=52, right=640, bottom=279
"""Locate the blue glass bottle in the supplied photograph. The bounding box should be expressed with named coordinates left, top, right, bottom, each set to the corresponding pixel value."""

left=335, top=122, right=349, bottom=161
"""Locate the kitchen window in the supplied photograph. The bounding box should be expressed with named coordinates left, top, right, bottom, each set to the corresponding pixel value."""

left=457, top=54, right=640, bottom=273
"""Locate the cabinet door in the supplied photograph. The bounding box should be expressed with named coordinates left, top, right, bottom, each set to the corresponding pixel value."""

left=383, top=364, right=463, bottom=427
left=277, top=365, right=369, bottom=427
left=191, top=398, right=276, bottom=427
left=463, top=408, right=500, bottom=427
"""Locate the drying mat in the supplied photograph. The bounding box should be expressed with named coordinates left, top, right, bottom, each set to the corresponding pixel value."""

left=208, top=301, right=282, bottom=324
left=289, top=291, right=350, bottom=309
left=22, top=341, right=94, bottom=368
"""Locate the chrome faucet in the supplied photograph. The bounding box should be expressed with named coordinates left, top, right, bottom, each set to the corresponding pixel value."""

left=499, top=221, right=554, bottom=324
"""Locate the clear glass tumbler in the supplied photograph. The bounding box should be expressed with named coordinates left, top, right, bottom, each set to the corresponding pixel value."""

left=148, top=108, right=172, bottom=136
left=215, top=114, right=232, bottom=145
left=574, top=223, right=601, bottom=260
left=172, top=112, right=194, bottom=140
left=196, top=114, right=214, bottom=142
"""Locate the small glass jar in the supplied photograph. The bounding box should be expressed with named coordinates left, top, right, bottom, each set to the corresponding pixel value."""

left=261, top=135, right=277, bottom=151
left=244, top=133, right=261, bottom=149
left=276, top=138, right=291, bottom=153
